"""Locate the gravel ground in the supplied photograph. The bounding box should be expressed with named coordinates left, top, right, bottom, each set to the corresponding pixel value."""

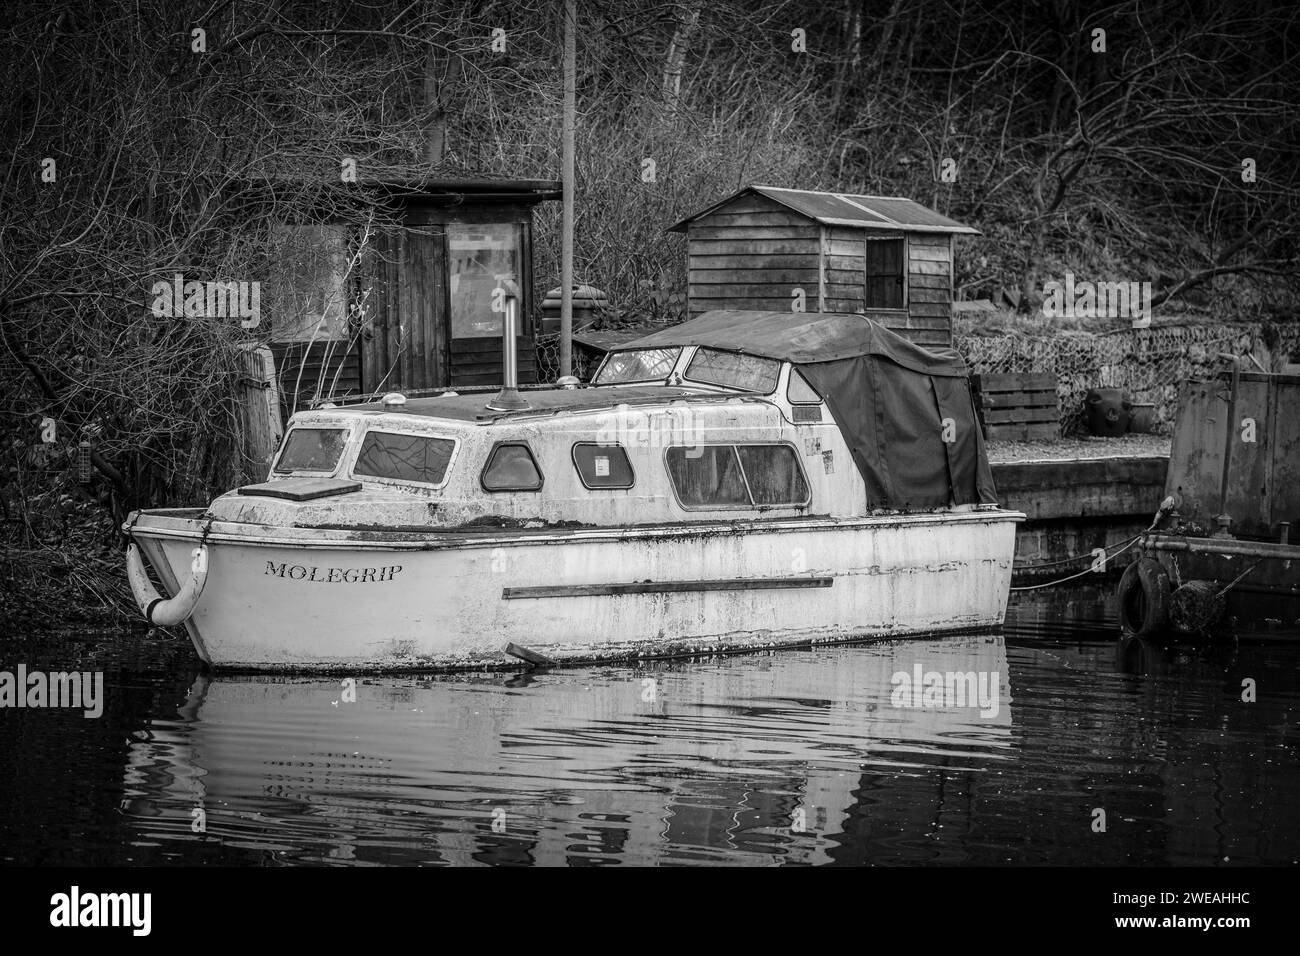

left=986, top=432, right=1171, bottom=463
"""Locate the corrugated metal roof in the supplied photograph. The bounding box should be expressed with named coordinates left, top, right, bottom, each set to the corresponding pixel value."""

left=666, top=185, right=979, bottom=234
left=760, top=189, right=891, bottom=225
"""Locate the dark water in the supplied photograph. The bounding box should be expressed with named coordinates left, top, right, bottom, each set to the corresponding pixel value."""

left=2, top=588, right=1297, bottom=867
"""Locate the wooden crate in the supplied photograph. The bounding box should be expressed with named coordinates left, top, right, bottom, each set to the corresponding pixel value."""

left=975, top=372, right=1059, bottom=441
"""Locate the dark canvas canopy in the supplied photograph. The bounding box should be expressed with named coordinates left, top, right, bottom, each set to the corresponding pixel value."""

left=625, top=311, right=997, bottom=510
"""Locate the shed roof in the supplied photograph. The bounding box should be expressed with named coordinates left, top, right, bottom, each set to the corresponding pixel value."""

left=667, top=185, right=979, bottom=235
left=243, top=169, right=562, bottom=203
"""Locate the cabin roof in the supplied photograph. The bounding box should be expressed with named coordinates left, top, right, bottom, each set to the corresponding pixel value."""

left=667, top=185, right=979, bottom=235
left=621, top=310, right=970, bottom=376
left=241, top=170, right=562, bottom=203
left=341, top=385, right=761, bottom=422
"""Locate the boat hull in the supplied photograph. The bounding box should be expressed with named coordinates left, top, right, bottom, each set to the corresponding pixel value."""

left=128, top=509, right=1022, bottom=671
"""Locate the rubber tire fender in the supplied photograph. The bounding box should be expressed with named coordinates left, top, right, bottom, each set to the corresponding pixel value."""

left=1116, top=557, right=1170, bottom=637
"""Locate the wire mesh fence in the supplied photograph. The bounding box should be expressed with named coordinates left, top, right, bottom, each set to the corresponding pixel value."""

left=534, top=333, right=602, bottom=383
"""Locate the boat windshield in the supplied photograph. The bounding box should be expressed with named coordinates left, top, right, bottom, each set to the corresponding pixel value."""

left=683, top=348, right=781, bottom=393
left=593, top=347, right=681, bottom=384
left=273, top=427, right=348, bottom=474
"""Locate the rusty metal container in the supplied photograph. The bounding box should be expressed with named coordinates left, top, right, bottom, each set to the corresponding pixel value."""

left=1128, top=401, right=1158, bottom=433
left=540, top=285, right=608, bottom=334
left=1085, top=387, right=1130, bottom=436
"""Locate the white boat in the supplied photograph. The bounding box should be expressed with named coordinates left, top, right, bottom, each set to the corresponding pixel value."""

left=124, top=310, right=1024, bottom=671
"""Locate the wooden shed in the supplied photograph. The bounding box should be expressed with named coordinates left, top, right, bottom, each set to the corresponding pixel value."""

left=666, top=185, right=979, bottom=347
left=268, top=176, right=561, bottom=414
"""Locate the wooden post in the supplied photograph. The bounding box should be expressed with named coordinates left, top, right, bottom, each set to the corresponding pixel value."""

left=560, top=0, right=576, bottom=378
left=237, top=344, right=283, bottom=483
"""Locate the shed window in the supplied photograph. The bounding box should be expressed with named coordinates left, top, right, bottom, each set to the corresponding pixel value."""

left=449, top=223, right=524, bottom=338
left=353, top=432, right=455, bottom=485
left=666, top=444, right=809, bottom=509
left=572, top=443, right=634, bottom=489
left=683, top=348, right=781, bottom=393
left=481, top=442, right=543, bottom=491
left=274, top=428, right=347, bottom=474
left=864, top=238, right=905, bottom=310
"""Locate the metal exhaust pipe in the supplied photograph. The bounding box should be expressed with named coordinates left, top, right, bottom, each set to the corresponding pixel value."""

left=486, top=295, right=530, bottom=411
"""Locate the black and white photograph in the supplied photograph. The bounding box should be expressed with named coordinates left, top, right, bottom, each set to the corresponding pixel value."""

left=0, top=0, right=1294, bottom=932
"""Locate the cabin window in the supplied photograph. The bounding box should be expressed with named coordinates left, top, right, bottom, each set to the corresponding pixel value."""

left=666, top=446, right=749, bottom=507
left=352, top=431, right=455, bottom=485
left=572, top=443, right=634, bottom=489
left=666, top=444, right=809, bottom=509
left=736, top=445, right=809, bottom=505
left=273, top=427, right=348, bottom=474
left=787, top=369, right=821, bottom=404
left=448, top=223, right=524, bottom=338
left=481, top=441, right=543, bottom=491
left=594, top=348, right=681, bottom=384
left=864, top=238, right=905, bottom=310
left=683, top=348, right=781, bottom=393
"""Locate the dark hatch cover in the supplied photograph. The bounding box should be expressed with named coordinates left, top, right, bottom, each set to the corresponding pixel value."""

left=237, top=478, right=362, bottom=501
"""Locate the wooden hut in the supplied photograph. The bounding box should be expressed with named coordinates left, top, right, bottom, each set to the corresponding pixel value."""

left=666, top=185, right=978, bottom=347
left=268, top=176, right=561, bottom=413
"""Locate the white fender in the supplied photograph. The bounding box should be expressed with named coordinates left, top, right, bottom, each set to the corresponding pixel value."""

left=126, top=542, right=208, bottom=626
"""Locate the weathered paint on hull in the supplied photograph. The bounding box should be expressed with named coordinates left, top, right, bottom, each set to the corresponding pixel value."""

left=131, top=510, right=1021, bottom=671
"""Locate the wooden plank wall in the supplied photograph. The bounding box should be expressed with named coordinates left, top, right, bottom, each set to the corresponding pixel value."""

left=271, top=341, right=363, bottom=417
left=449, top=336, right=539, bottom=387
left=686, top=192, right=820, bottom=317
left=824, top=227, right=865, bottom=313
left=906, top=233, right=953, bottom=346
left=362, top=223, right=449, bottom=394
left=361, top=227, right=400, bottom=392
left=977, top=372, right=1060, bottom=441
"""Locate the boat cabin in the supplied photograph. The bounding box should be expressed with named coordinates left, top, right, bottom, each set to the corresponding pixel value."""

left=221, top=311, right=997, bottom=531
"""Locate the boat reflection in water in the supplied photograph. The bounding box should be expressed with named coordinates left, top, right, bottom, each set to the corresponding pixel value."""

left=119, top=633, right=1011, bottom=865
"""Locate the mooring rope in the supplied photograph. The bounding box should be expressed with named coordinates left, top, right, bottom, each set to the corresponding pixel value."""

left=1011, top=531, right=1145, bottom=572
left=1008, top=498, right=1172, bottom=592
left=1216, top=561, right=1260, bottom=597
left=1009, top=535, right=1144, bottom=591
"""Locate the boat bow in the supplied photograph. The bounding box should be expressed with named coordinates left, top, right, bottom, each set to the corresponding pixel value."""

left=126, top=540, right=208, bottom=626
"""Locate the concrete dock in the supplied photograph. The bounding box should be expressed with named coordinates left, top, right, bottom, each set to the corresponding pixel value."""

left=987, top=435, right=1170, bottom=579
